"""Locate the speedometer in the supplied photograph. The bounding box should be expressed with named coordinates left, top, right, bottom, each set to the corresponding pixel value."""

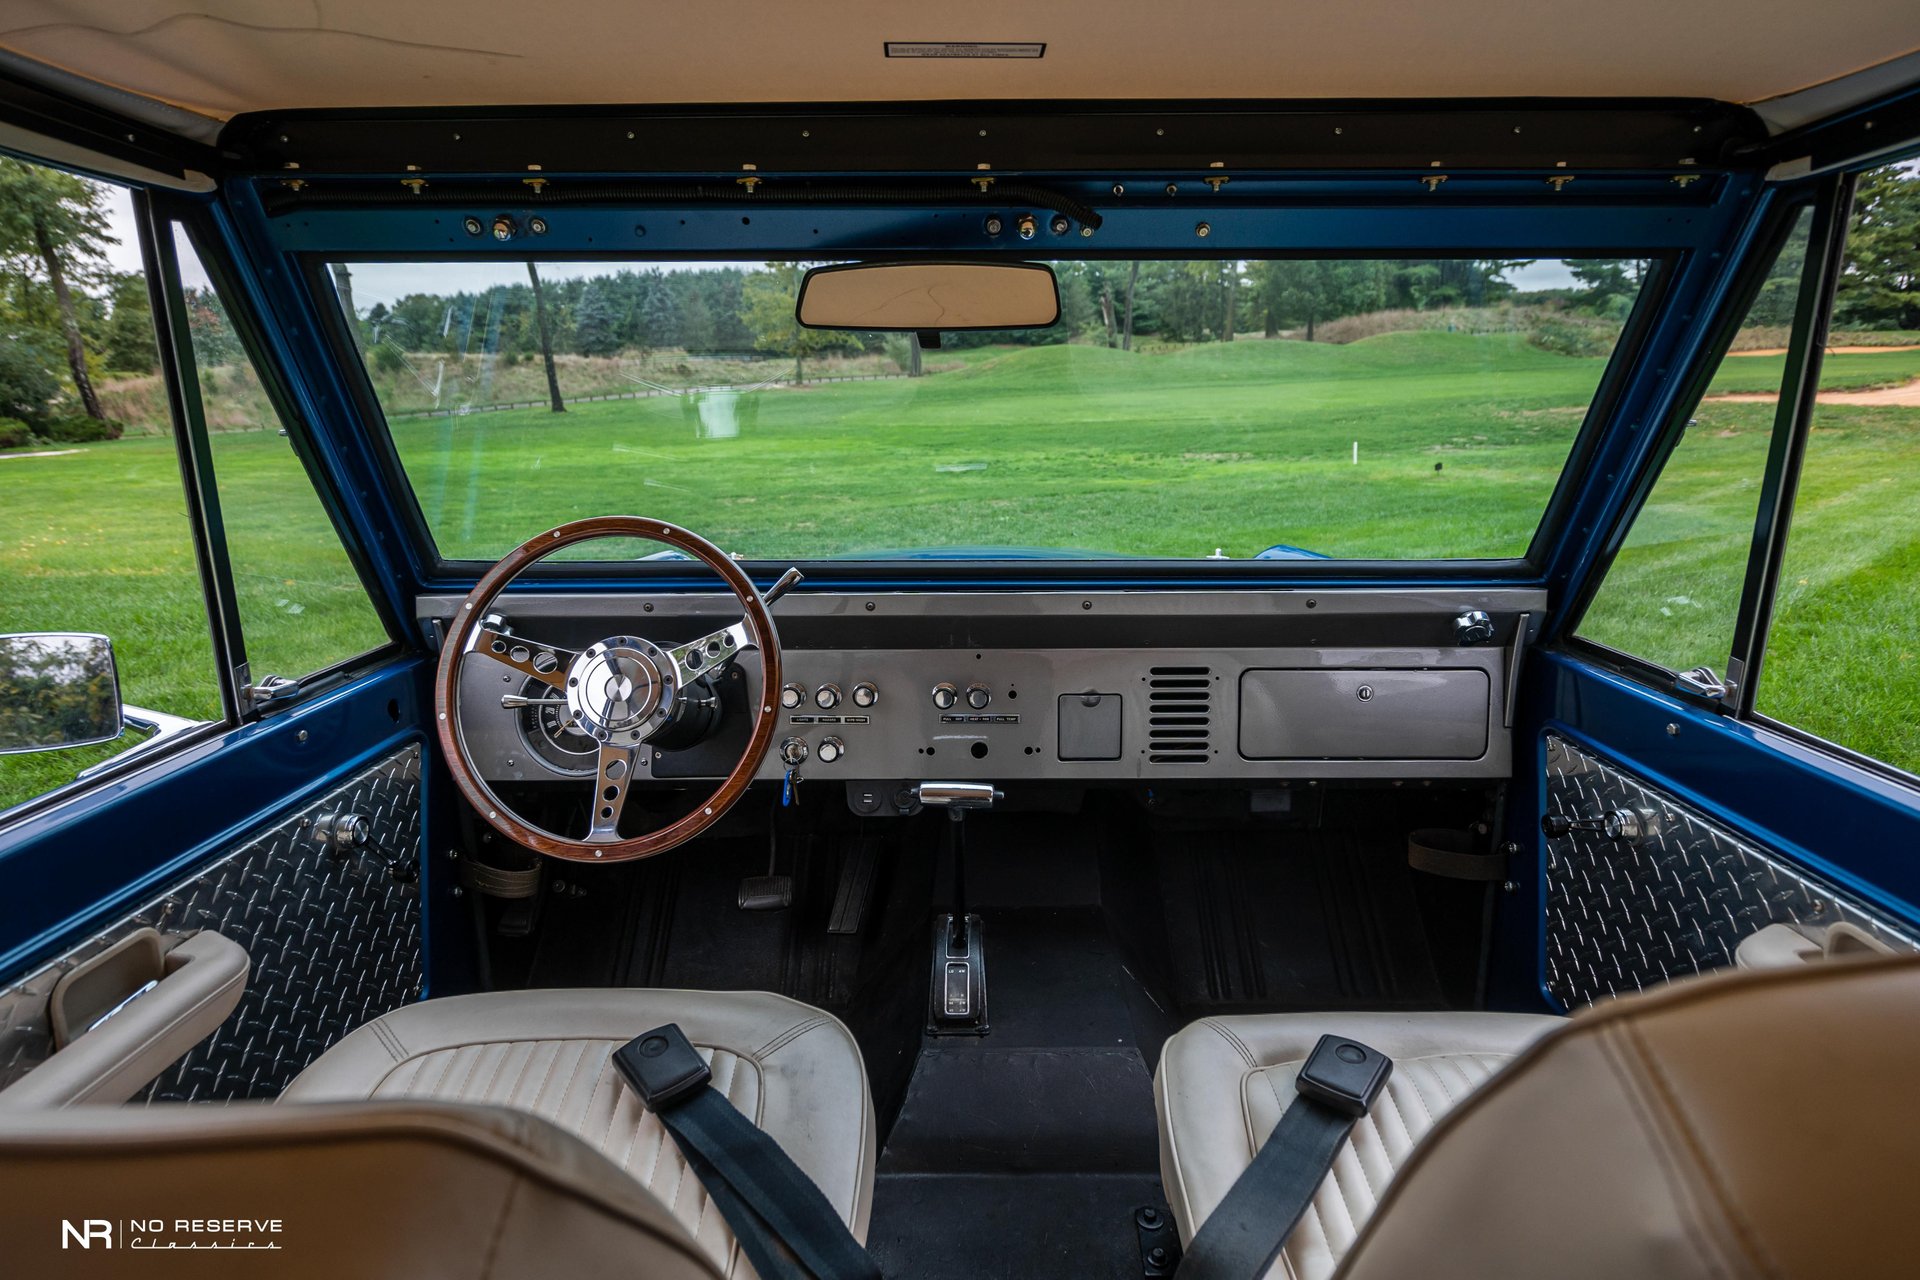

left=512, top=675, right=599, bottom=775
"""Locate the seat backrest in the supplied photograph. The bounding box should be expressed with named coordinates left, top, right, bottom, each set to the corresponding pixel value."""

left=1338, top=954, right=1920, bottom=1280
left=0, top=1099, right=724, bottom=1278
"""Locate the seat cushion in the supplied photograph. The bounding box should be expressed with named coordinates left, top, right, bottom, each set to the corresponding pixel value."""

left=1155, top=1011, right=1561, bottom=1280
left=283, top=989, right=874, bottom=1279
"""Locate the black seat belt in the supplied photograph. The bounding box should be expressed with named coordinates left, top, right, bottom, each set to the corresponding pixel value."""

left=1175, top=1034, right=1393, bottom=1280
left=614, top=1023, right=881, bottom=1280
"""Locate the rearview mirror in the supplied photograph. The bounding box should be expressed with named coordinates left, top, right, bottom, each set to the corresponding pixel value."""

left=0, top=633, right=124, bottom=755
left=796, top=261, right=1061, bottom=332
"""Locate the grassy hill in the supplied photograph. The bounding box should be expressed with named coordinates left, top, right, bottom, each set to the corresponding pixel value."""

left=4, top=331, right=1918, bottom=809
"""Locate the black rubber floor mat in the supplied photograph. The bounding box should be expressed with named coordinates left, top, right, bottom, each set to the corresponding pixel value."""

left=1157, top=828, right=1445, bottom=1012
left=880, top=1045, right=1159, bottom=1175
left=976, top=907, right=1141, bottom=1047
left=868, top=1172, right=1171, bottom=1280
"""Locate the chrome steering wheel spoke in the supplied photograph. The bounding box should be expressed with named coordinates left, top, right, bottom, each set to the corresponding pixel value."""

left=470, top=626, right=575, bottom=691
left=586, top=742, right=641, bottom=844
left=666, top=619, right=755, bottom=690
left=662, top=568, right=800, bottom=688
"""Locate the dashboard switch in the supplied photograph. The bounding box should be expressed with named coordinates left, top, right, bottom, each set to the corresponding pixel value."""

left=965, top=684, right=992, bottom=710
left=931, top=683, right=958, bottom=710
left=852, top=682, right=878, bottom=708
left=779, top=737, right=809, bottom=766
left=814, top=683, right=842, bottom=710
left=780, top=683, right=806, bottom=709
left=816, top=736, right=845, bottom=764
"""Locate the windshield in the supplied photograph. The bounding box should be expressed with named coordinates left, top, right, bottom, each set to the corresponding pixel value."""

left=330, top=257, right=1649, bottom=562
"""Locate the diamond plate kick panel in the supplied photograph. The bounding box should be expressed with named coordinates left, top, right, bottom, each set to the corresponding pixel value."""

left=0, top=743, right=424, bottom=1100
left=1544, top=734, right=1915, bottom=1009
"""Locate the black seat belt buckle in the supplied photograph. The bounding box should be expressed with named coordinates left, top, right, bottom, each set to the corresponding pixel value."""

left=613, top=1023, right=712, bottom=1111
left=1295, top=1034, right=1392, bottom=1117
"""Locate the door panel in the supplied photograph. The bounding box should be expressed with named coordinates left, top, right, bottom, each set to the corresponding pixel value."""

left=1543, top=731, right=1916, bottom=1008
left=1494, top=649, right=1920, bottom=1009
left=0, top=735, right=424, bottom=1100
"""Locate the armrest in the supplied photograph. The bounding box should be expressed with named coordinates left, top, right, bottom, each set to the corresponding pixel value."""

left=0, top=930, right=249, bottom=1109
left=1735, top=921, right=1896, bottom=971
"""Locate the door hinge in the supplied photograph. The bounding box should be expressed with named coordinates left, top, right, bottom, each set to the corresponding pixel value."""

left=243, top=674, right=303, bottom=710
left=1673, top=665, right=1733, bottom=706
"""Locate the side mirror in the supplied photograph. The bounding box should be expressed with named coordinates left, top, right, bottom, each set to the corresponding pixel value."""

left=795, top=261, right=1061, bottom=333
left=0, top=633, right=124, bottom=755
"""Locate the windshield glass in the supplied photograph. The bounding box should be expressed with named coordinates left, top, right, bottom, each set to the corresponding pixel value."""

left=330, top=257, right=1649, bottom=561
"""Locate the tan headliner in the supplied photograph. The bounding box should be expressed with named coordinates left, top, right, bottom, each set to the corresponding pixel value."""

left=1, top=1, right=1917, bottom=125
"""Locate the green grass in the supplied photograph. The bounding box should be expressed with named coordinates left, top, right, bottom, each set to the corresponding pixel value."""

left=0, top=427, right=389, bottom=808
left=4, top=330, right=1918, bottom=814
left=401, top=333, right=1610, bottom=563
left=1707, top=345, right=1920, bottom=395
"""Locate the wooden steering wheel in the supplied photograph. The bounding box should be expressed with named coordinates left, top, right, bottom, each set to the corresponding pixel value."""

left=434, top=516, right=793, bottom=863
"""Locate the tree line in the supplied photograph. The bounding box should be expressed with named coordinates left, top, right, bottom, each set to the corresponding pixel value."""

left=358, top=258, right=1552, bottom=362
left=1, top=158, right=1916, bottom=444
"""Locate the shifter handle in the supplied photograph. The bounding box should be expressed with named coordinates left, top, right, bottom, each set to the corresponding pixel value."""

left=761, top=567, right=804, bottom=609
left=916, top=782, right=1002, bottom=809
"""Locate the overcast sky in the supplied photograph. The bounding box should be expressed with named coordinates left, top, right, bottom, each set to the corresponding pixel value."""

left=101, top=182, right=1586, bottom=303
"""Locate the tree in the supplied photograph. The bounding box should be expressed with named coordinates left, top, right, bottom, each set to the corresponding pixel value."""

left=329, top=264, right=363, bottom=352
left=1252, top=260, right=1362, bottom=341
left=1568, top=261, right=1636, bottom=313
left=574, top=282, right=622, bottom=355
left=1834, top=164, right=1920, bottom=332
left=525, top=262, right=565, bottom=413
left=102, top=272, right=157, bottom=374
left=182, top=286, right=240, bottom=366
left=1120, top=261, right=1141, bottom=351
left=0, top=158, right=112, bottom=419
left=0, top=333, right=60, bottom=425
left=638, top=273, right=677, bottom=351
left=741, top=263, right=858, bottom=382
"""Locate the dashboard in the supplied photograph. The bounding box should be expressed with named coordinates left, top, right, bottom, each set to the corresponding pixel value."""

left=424, top=588, right=1544, bottom=807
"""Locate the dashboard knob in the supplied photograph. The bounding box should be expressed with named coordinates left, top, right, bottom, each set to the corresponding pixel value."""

left=814, top=683, right=842, bottom=709
left=779, top=737, right=809, bottom=767
left=780, top=683, right=806, bottom=709
left=816, top=736, right=845, bottom=764
left=965, top=684, right=991, bottom=710
left=931, top=683, right=958, bottom=710
left=852, top=682, right=878, bottom=708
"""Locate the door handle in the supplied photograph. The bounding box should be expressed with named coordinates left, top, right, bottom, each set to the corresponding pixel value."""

left=0, top=929, right=250, bottom=1108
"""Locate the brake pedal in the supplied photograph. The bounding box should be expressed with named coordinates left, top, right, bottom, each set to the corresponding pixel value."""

left=737, top=874, right=794, bottom=911
left=738, top=820, right=793, bottom=911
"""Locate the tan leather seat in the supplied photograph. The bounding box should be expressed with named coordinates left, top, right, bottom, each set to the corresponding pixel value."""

left=2, top=1099, right=729, bottom=1278
left=279, top=989, right=875, bottom=1279
left=1156, top=1010, right=1561, bottom=1279
left=1159, top=957, right=1920, bottom=1279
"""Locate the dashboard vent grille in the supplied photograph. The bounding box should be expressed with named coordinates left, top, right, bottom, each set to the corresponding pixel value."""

left=1147, top=666, right=1213, bottom=763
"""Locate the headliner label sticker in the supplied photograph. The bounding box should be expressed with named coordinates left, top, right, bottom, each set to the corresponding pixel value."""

left=885, top=42, right=1046, bottom=59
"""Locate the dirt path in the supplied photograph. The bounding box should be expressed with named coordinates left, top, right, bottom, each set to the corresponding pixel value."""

left=1708, top=377, right=1920, bottom=407
left=1726, top=344, right=1920, bottom=357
